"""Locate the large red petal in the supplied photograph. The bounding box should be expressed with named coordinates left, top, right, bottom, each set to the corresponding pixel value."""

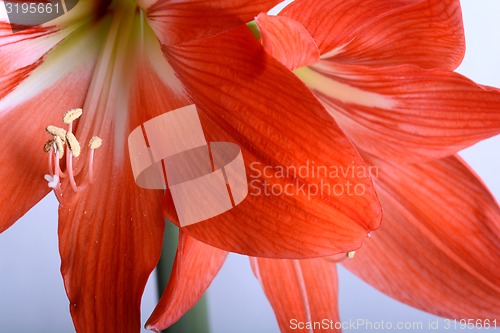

left=142, top=0, right=282, bottom=45
left=58, top=25, right=172, bottom=332
left=162, top=26, right=382, bottom=258
left=301, top=63, right=500, bottom=162
left=58, top=149, right=164, bottom=333
left=279, top=0, right=464, bottom=70
left=343, top=155, right=500, bottom=319
left=251, top=257, right=340, bottom=332
left=0, top=24, right=101, bottom=233
left=146, top=232, right=228, bottom=331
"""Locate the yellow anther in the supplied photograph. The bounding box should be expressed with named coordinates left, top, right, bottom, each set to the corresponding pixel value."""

left=63, top=108, right=83, bottom=124
left=46, top=125, right=67, bottom=141
left=346, top=251, right=356, bottom=259
left=54, top=136, right=65, bottom=159
left=66, top=132, right=81, bottom=157
left=88, top=136, right=102, bottom=150
left=43, top=139, right=54, bottom=153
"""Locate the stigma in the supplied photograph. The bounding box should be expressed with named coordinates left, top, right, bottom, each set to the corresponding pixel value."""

left=43, top=108, right=102, bottom=195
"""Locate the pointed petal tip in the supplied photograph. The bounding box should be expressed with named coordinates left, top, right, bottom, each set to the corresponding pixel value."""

left=146, top=233, right=227, bottom=329
left=145, top=324, right=159, bottom=333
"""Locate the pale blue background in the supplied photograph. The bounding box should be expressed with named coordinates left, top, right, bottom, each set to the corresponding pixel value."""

left=0, top=1, right=499, bottom=332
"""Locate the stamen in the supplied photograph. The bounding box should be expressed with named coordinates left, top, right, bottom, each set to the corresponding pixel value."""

left=63, top=108, right=83, bottom=124
left=88, top=136, right=102, bottom=149
left=46, top=125, right=67, bottom=141
left=346, top=251, right=356, bottom=259
left=54, top=136, right=65, bottom=159
left=54, top=150, right=64, bottom=179
left=43, top=108, right=102, bottom=195
left=88, top=136, right=102, bottom=184
left=66, top=150, right=85, bottom=192
left=48, top=147, right=53, bottom=174
left=66, top=132, right=81, bottom=157
left=43, top=139, right=54, bottom=153
left=65, top=131, right=84, bottom=192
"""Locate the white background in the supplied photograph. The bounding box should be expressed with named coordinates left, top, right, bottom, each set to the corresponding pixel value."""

left=0, top=1, right=499, bottom=332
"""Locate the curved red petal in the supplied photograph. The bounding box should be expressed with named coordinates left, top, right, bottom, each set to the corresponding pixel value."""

left=343, top=155, right=500, bottom=319
left=59, top=179, right=164, bottom=332
left=251, top=257, right=340, bottom=332
left=302, top=63, right=500, bottom=162
left=0, top=25, right=100, bottom=233
left=280, top=0, right=464, bottom=70
left=162, top=26, right=382, bottom=258
left=58, top=27, right=178, bottom=332
left=143, top=0, right=282, bottom=45
left=146, top=232, right=228, bottom=331
left=255, top=13, right=319, bottom=71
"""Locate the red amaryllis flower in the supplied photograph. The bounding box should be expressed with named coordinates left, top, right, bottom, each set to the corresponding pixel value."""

left=145, top=0, right=500, bottom=331
left=0, top=0, right=388, bottom=331
left=255, top=0, right=500, bottom=325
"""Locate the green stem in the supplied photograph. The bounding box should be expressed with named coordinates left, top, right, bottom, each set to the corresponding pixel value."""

left=246, top=20, right=261, bottom=41
left=156, top=221, right=211, bottom=333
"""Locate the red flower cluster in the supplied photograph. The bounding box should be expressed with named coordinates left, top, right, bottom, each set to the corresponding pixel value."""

left=0, top=0, right=498, bottom=332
